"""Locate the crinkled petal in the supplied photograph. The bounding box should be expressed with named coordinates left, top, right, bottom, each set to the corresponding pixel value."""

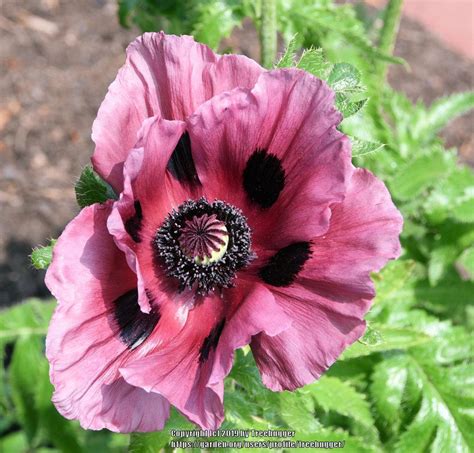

left=98, top=378, right=170, bottom=432
left=209, top=282, right=292, bottom=386
left=92, top=32, right=263, bottom=192
left=297, top=168, right=403, bottom=315
left=107, top=116, right=188, bottom=313
left=120, top=294, right=224, bottom=429
left=45, top=202, right=169, bottom=432
left=251, top=168, right=402, bottom=391
left=251, top=292, right=366, bottom=391
left=187, top=68, right=352, bottom=250
left=120, top=282, right=291, bottom=429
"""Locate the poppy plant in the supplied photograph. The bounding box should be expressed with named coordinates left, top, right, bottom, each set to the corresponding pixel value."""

left=45, top=32, right=402, bottom=433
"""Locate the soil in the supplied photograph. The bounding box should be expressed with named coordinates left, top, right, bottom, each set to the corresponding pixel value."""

left=0, top=0, right=472, bottom=307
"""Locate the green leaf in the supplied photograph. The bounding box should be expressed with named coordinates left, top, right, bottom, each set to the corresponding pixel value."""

left=277, top=40, right=331, bottom=80
left=349, top=137, right=385, bottom=159
left=452, top=195, right=474, bottom=223
left=394, top=355, right=474, bottom=453
left=276, top=35, right=300, bottom=68
left=0, top=432, right=29, bottom=453
left=31, top=239, right=56, bottom=270
left=328, top=63, right=364, bottom=94
left=228, top=349, right=263, bottom=393
left=341, top=324, right=430, bottom=359
left=308, top=377, right=374, bottom=427
left=427, top=245, right=459, bottom=285
left=279, top=391, right=320, bottom=432
left=75, top=165, right=116, bottom=209
left=423, top=166, right=474, bottom=224
left=372, top=260, right=417, bottom=304
left=296, top=47, right=331, bottom=79
left=457, top=246, right=474, bottom=280
left=0, top=299, right=55, bottom=346
left=9, top=336, right=44, bottom=443
left=307, top=376, right=379, bottom=444
left=389, top=151, right=454, bottom=201
left=338, top=97, right=367, bottom=118
left=192, top=2, right=240, bottom=49
left=416, top=92, right=474, bottom=139
left=412, top=276, right=474, bottom=324
left=370, top=355, right=409, bottom=438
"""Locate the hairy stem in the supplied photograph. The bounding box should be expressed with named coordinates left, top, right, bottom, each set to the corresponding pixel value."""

left=260, top=0, right=277, bottom=68
left=377, top=0, right=404, bottom=81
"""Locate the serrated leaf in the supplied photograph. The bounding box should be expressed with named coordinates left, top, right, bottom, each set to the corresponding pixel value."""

left=228, top=349, right=263, bottom=393
left=75, top=166, right=116, bottom=209
left=349, top=136, right=385, bottom=159
left=394, top=354, right=474, bottom=453
left=31, top=239, right=56, bottom=270
left=424, top=166, right=474, bottom=224
left=341, top=324, right=430, bottom=359
left=370, top=355, right=409, bottom=438
left=328, top=63, right=364, bottom=94
left=308, top=377, right=375, bottom=431
left=335, top=94, right=367, bottom=118
left=389, top=151, right=454, bottom=200
left=416, top=92, right=474, bottom=139
left=296, top=47, right=331, bottom=79
left=276, top=35, right=300, bottom=68
left=279, top=391, right=320, bottom=432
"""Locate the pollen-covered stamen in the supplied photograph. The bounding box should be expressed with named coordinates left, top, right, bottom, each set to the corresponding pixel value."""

left=179, top=214, right=229, bottom=263
left=153, top=198, right=253, bottom=295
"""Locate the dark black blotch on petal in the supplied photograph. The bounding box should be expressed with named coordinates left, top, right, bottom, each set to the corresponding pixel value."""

left=259, top=242, right=312, bottom=286
left=125, top=200, right=143, bottom=243
left=243, top=149, right=285, bottom=209
left=167, top=132, right=200, bottom=185
left=113, top=289, right=160, bottom=350
left=199, top=318, right=226, bottom=364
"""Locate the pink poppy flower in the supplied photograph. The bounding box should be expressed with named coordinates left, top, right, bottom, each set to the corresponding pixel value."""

left=45, top=32, right=403, bottom=433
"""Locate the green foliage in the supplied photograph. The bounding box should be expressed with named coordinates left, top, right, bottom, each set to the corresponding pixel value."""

left=75, top=165, right=116, bottom=209
left=118, top=0, right=255, bottom=50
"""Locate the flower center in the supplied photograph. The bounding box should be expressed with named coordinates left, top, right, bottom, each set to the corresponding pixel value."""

left=154, top=198, right=253, bottom=294
left=178, top=214, right=229, bottom=265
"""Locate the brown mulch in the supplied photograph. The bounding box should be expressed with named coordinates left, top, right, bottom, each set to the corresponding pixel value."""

left=0, top=0, right=472, bottom=306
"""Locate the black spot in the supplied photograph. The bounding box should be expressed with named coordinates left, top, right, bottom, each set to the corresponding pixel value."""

left=243, top=149, right=285, bottom=208
left=113, top=289, right=160, bottom=349
left=124, top=200, right=143, bottom=243
left=167, top=132, right=200, bottom=185
left=199, top=318, right=226, bottom=363
left=259, top=242, right=312, bottom=286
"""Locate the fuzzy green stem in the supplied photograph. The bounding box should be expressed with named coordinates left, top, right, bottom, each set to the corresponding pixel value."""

left=260, top=0, right=277, bottom=68
left=377, top=0, right=404, bottom=81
